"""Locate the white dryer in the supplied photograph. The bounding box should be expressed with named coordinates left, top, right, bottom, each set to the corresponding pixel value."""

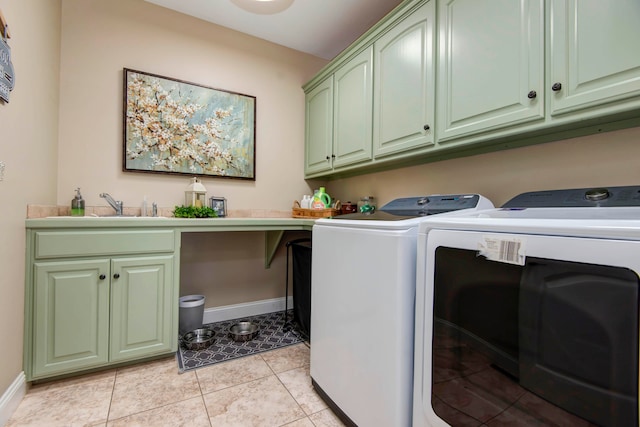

left=413, top=186, right=640, bottom=427
left=310, top=194, right=493, bottom=427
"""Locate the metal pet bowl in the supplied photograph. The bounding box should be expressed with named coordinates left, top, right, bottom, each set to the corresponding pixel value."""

left=181, top=327, right=215, bottom=350
left=228, top=321, right=259, bottom=342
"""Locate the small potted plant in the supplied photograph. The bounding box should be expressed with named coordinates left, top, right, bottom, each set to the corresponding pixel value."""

left=173, top=205, right=218, bottom=218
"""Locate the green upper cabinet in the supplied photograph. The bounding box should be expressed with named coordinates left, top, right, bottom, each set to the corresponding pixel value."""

left=333, top=47, right=374, bottom=168
left=304, top=0, right=435, bottom=178
left=304, top=48, right=373, bottom=176
left=436, top=0, right=544, bottom=143
left=373, top=0, right=435, bottom=158
left=548, top=0, right=640, bottom=117
left=304, top=76, right=334, bottom=175
left=302, top=0, right=640, bottom=179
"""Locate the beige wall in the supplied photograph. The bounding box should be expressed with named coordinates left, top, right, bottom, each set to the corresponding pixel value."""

left=328, top=126, right=640, bottom=208
left=57, top=0, right=326, bottom=211
left=180, top=230, right=310, bottom=308
left=0, top=0, right=61, bottom=396
left=0, top=0, right=327, bottom=399
left=55, top=0, right=326, bottom=307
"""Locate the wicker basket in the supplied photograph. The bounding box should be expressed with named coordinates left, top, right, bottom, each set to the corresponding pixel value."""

left=292, top=200, right=339, bottom=219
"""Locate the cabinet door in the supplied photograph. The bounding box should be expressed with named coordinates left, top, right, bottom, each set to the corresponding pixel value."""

left=33, top=259, right=110, bottom=378
left=374, top=0, right=436, bottom=157
left=437, top=0, right=544, bottom=142
left=110, top=255, right=175, bottom=362
left=305, top=77, right=334, bottom=175
left=333, top=47, right=373, bottom=168
left=549, top=0, right=640, bottom=116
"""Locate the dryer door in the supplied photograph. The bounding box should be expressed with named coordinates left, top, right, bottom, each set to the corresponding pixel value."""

left=519, top=258, right=639, bottom=427
left=414, top=229, right=640, bottom=427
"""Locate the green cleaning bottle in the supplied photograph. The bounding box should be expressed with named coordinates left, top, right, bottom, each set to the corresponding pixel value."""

left=71, top=188, right=85, bottom=216
left=311, top=187, right=331, bottom=209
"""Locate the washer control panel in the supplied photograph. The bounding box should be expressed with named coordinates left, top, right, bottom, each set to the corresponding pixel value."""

left=502, top=186, right=640, bottom=208
left=382, top=194, right=483, bottom=216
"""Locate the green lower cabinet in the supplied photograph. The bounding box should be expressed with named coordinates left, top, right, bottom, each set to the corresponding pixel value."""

left=33, top=259, right=110, bottom=378
left=110, top=255, right=174, bottom=362
left=31, top=255, right=176, bottom=380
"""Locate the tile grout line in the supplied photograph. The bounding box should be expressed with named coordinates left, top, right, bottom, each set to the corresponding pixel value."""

left=272, top=366, right=309, bottom=427
left=105, top=369, right=117, bottom=424
left=263, top=349, right=332, bottom=426
left=258, top=348, right=318, bottom=426
left=195, top=348, right=309, bottom=427
left=193, top=367, right=214, bottom=427
left=198, top=393, right=214, bottom=427
left=106, top=362, right=204, bottom=424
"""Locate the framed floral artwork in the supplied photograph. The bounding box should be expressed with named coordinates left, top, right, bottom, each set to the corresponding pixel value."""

left=123, top=68, right=256, bottom=180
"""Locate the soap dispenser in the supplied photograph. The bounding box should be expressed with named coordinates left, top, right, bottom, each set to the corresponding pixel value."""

left=71, top=188, right=85, bottom=216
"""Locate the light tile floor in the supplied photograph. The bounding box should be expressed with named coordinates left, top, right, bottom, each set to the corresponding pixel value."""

left=7, top=343, right=346, bottom=427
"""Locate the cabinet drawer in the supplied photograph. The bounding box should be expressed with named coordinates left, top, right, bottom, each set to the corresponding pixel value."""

left=35, top=230, right=175, bottom=259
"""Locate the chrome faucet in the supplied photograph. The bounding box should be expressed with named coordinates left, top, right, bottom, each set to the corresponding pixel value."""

left=99, top=193, right=123, bottom=216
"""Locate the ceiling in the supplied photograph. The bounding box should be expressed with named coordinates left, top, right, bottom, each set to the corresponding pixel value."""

left=144, top=0, right=405, bottom=60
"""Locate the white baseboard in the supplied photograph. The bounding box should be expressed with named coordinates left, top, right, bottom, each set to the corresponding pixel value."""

left=0, top=371, right=27, bottom=427
left=203, top=296, right=294, bottom=324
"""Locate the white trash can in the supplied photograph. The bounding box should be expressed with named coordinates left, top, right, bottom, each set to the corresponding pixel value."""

left=179, top=295, right=205, bottom=335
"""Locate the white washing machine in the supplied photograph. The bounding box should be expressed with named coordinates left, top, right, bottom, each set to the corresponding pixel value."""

left=413, top=186, right=640, bottom=427
left=310, top=194, right=493, bottom=427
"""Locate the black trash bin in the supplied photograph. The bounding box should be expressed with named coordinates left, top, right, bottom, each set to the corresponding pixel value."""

left=286, top=238, right=312, bottom=339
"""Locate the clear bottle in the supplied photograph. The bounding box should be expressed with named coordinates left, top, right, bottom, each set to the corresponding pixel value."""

left=71, top=188, right=85, bottom=216
left=301, top=195, right=311, bottom=209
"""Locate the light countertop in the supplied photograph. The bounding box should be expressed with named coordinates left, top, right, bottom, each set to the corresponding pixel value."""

left=25, top=216, right=316, bottom=231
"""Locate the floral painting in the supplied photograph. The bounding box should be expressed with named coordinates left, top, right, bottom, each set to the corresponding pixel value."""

left=123, top=69, right=256, bottom=179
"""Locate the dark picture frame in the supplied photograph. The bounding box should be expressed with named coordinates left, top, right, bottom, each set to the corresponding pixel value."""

left=209, top=196, right=227, bottom=217
left=123, top=68, right=256, bottom=180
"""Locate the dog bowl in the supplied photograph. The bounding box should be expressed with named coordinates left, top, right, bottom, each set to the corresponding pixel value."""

left=228, top=321, right=259, bottom=342
left=181, top=327, right=215, bottom=350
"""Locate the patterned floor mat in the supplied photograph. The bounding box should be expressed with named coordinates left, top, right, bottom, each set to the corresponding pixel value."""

left=176, top=310, right=307, bottom=372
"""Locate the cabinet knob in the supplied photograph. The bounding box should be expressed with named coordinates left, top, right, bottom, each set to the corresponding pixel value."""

left=325, top=156, right=330, bottom=161
left=527, top=90, right=537, bottom=99
left=552, top=82, right=562, bottom=91
left=113, top=273, right=120, bottom=279
left=331, top=154, right=336, bottom=159
left=423, top=124, right=430, bottom=131
left=99, top=274, right=106, bottom=280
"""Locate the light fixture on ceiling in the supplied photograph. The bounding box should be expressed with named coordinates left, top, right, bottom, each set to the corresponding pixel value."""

left=230, top=0, right=294, bottom=15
